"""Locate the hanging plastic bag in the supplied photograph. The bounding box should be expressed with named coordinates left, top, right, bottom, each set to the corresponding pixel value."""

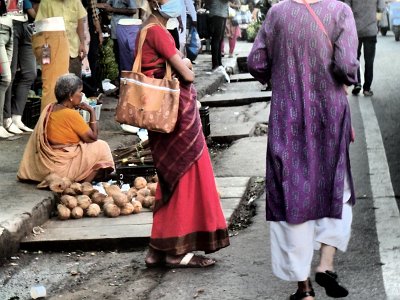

left=186, top=26, right=201, bottom=62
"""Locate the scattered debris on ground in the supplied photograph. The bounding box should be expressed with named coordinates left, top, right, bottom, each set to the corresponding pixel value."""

left=252, top=122, right=268, bottom=136
left=229, top=176, right=265, bottom=233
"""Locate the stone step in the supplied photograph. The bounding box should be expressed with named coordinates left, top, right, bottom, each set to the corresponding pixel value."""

left=210, top=122, right=256, bottom=143
left=200, top=91, right=271, bottom=107
left=230, top=73, right=256, bottom=82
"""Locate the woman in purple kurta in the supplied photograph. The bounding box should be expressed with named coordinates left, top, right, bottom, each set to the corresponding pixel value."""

left=248, top=0, right=359, bottom=299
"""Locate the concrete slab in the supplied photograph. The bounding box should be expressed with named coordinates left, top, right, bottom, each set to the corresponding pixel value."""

left=218, top=186, right=248, bottom=198
left=214, top=136, right=267, bottom=178
left=215, top=177, right=250, bottom=188
left=230, top=73, right=256, bottom=82
left=201, top=91, right=271, bottom=107
left=221, top=81, right=265, bottom=92
left=22, top=214, right=153, bottom=243
left=220, top=198, right=242, bottom=210
left=210, top=102, right=270, bottom=125
left=0, top=179, right=53, bottom=257
left=210, top=122, right=255, bottom=143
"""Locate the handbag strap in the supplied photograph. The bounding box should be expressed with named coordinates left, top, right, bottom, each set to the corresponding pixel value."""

left=302, top=0, right=333, bottom=49
left=132, top=23, right=173, bottom=80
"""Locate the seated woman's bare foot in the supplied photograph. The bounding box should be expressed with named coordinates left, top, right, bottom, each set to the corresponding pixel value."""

left=165, top=253, right=216, bottom=268
left=145, top=247, right=165, bottom=267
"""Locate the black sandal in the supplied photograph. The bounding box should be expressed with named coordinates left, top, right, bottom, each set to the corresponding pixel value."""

left=289, top=289, right=315, bottom=300
left=315, top=270, right=348, bottom=298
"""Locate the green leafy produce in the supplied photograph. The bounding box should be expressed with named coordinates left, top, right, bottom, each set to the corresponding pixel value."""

left=246, top=21, right=261, bottom=42
left=100, top=38, right=119, bottom=81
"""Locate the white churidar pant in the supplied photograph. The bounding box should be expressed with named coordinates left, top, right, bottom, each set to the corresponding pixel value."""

left=270, top=172, right=353, bottom=281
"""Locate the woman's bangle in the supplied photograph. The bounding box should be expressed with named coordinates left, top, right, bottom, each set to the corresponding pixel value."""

left=89, top=121, right=97, bottom=124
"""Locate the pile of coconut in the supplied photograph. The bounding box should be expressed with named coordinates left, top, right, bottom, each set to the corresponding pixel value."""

left=37, top=173, right=157, bottom=220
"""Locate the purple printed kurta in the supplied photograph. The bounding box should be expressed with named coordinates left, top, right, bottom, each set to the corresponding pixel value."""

left=248, top=0, right=359, bottom=224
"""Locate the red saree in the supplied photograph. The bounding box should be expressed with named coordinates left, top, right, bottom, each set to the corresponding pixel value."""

left=140, top=25, right=229, bottom=255
left=149, top=84, right=230, bottom=255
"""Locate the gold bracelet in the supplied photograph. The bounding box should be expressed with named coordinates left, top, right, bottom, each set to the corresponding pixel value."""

left=89, top=121, right=97, bottom=124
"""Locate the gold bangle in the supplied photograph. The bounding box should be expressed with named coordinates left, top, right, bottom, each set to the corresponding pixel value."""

left=89, top=121, right=97, bottom=124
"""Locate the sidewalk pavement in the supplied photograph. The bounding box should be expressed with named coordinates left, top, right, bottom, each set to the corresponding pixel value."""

left=0, top=40, right=260, bottom=259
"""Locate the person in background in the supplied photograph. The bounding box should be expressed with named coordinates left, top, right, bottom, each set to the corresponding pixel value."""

left=98, top=0, right=137, bottom=73
left=140, top=0, right=230, bottom=268
left=179, top=0, right=197, bottom=53
left=18, top=74, right=115, bottom=183
left=32, top=0, right=87, bottom=111
left=166, top=14, right=182, bottom=49
left=0, top=12, right=14, bottom=139
left=345, top=0, right=385, bottom=96
left=3, top=0, right=37, bottom=135
left=248, top=0, right=359, bottom=299
left=82, top=0, right=104, bottom=98
left=221, top=0, right=241, bottom=58
left=30, top=0, right=40, bottom=14
left=208, top=0, right=228, bottom=70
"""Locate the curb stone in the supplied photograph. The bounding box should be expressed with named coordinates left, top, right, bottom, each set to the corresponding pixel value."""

left=0, top=196, right=54, bottom=258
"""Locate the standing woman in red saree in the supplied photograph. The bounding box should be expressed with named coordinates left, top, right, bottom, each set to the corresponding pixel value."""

left=141, top=0, right=230, bottom=268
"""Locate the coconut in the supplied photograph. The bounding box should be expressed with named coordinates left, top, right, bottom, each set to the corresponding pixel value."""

left=120, top=202, right=134, bottom=215
left=103, top=202, right=121, bottom=217
left=37, top=173, right=62, bottom=189
left=60, top=195, right=78, bottom=209
left=57, top=204, right=71, bottom=220
left=76, top=195, right=92, bottom=209
left=49, top=179, right=68, bottom=193
left=86, top=203, right=101, bottom=217
left=91, top=191, right=107, bottom=206
left=112, top=192, right=128, bottom=207
left=71, top=206, right=84, bottom=219
left=137, top=188, right=150, bottom=197
left=70, top=182, right=82, bottom=194
left=81, top=182, right=94, bottom=196
left=103, top=196, right=114, bottom=206
left=142, top=196, right=155, bottom=208
left=126, top=187, right=138, bottom=201
left=45, top=173, right=62, bottom=183
left=133, top=177, right=147, bottom=189
left=81, top=182, right=92, bottom=189
left=135, top=193, right=145, bottom=204
left=62, top=187, right=77, bottom=196
left=104, top=184, right=121, bottom=198
left=146, top=183, right=157, bottom=196
left=132, top=200, right=142, bottom=214
left=61, top=177, right=73, bottom=189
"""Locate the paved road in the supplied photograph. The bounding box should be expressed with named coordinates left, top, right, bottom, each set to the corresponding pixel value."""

left=368, top=33, right=400, bottom=202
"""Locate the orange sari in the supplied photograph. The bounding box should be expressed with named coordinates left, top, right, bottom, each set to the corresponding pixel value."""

left=17, top=104, right=115, bottom=182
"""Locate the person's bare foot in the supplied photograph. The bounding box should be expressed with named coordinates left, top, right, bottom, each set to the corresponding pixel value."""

left=165, top=253, right=215, bottom=268
left=145, top=247, right=165, bottom=267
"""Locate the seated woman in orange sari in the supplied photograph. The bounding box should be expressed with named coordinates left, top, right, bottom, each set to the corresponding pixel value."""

left=18, top=74, right=115, bottom=183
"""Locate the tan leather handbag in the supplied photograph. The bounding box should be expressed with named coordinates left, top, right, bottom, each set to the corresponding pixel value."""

left=115, top=24, right=180, bottom=133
